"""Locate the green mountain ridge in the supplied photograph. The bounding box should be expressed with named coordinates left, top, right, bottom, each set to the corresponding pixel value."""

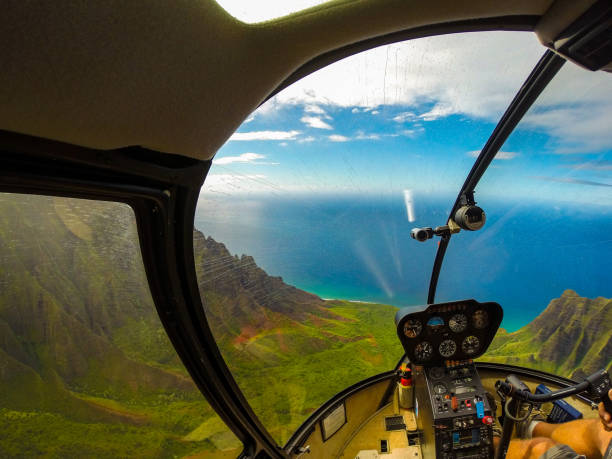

left=484, top=289, right=612, bottom=379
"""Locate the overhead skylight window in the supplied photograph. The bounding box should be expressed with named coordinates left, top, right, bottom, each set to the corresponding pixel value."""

left=214, top=0, right=332, bottom=23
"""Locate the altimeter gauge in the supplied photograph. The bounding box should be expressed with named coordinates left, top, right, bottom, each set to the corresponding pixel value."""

left=414, top=341, right=434, bottom=362
left=439, top=339, right=457, bottom=358
left=462, top=335, right=480, bottom=355
left=449, top=313, right=468, bottom=333
left=404, top=319, right=423, bottom=338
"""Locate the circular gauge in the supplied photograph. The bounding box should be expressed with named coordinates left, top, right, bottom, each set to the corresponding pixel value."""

left=414, top=341, right=434, bottom=362
left=462, top=335, right=480, bottom=355
left=439, top=339, right=457, bottom=358
left=449, top=313, right=468, bottom=333
left=429, top=366, right=445, bottom=379
left=426, top=316, right=445, bottom=333
left=473, top=310, right=489, bottom=329
left=403, top=319, right=423, bottom=338
left=433, top=383, right=447, bottom=395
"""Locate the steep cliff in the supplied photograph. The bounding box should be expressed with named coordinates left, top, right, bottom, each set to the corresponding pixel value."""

left=484, top=290, right=612, bottom=379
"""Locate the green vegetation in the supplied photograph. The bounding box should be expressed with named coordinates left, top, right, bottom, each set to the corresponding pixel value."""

left=0, top=193, right=608, bottom=457
left=220, top=300, right=402, bottom=443
left=0, top=194, right=401, bottom=456
left=0, top=195, right=241, bottom=458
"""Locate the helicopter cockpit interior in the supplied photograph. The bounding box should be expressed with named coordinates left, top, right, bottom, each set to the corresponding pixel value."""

left=1, top=0, right=611, bottom=458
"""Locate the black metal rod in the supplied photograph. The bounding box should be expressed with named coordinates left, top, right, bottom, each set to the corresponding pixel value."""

left=427, top=236, right=450, bottom=304
left=498, top=380, right=590, bottom=402
left=426, top=50, right=566, bottom=304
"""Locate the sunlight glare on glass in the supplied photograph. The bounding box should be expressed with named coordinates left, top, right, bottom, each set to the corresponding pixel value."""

left=214, top=0, right=332, bottom=23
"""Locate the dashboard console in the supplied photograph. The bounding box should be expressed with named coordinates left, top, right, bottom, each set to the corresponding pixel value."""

left=396, top=300, right=503, bottom=459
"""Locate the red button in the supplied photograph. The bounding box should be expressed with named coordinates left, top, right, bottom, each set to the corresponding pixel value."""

left=482, top=416, right=494, bottom=425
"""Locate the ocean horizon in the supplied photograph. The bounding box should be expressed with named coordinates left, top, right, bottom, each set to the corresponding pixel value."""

left=195, top=193, right=612, bottom=332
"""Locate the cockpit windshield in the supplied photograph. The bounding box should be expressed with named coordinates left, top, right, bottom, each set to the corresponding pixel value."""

left=191, top=31, right=585, bottom=444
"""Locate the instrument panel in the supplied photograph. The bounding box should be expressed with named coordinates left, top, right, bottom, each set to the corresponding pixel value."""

left=395, top=299, right=502, bottom=365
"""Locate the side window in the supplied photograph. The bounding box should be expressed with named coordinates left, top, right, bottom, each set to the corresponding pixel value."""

left=0, top=193, right=240, bottom=457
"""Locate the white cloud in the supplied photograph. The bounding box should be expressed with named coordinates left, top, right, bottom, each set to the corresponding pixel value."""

left=467, top=150, right=519, bottom=160
left=393, top=112, right=417, bottom=123
left=229, top=130, right=301, bottom=141
left=265, top=33, right=542, bottom=119
left=214, top=152, right=264, bottom=164
left=418, top=103, right=454, bottom=121
left=522, top=97, right=612, bottom=153
left=355, top=132, right=380, bottom=140
left=371, top=110, right=380, bottom=115
left=533, top=176, right=612, bottom=188
left=329, top=134, right=349, bottom=142
left=563, top=160, right=612, bottom=171
left=400, top=128, right=424, bottom=138
left=304, top=104, right=326, bottom=115
left=213, top=152, right=279, bottom=165
left=251, top=31, right=612, bottom=154
left=244, top=116, right=255, bottom=123
left=300, top=116, right=333, bottom=129
left=298, top=136, right=316, bottom=143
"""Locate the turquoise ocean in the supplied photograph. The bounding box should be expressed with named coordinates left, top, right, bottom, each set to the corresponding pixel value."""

left=195, top=194, right=612, bottom=332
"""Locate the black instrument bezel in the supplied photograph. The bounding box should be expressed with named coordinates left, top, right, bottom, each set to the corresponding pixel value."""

left=395, top=299, right=503, bottom=365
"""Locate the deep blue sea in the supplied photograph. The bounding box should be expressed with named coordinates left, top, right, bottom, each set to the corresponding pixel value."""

left=194, top=194, right=612, bottom=332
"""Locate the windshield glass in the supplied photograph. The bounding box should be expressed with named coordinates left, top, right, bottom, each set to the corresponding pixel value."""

left=194, top=31, right=545, bottom=444
left=433, top=63, right=612, bottom=379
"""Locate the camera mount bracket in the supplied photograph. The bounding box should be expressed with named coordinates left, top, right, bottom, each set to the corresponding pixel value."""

left=411, top=203, right=485, bottom=242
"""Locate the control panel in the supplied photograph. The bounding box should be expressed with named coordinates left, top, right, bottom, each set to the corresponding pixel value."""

left=414, top=362, right=495, bottom=459
left=395, top=299, right=502, bottom=365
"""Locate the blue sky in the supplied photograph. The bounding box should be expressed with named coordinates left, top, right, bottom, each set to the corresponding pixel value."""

left=205, top=32, right=612, bottom=206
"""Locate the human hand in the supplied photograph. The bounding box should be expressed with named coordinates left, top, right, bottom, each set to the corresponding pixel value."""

left=599, top=388, right=612, bottom=431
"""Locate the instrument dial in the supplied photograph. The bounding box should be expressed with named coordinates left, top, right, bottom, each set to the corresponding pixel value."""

left=462, top=335, right=480, bottom=355
left=438, top=339, right=457, bottom=358
left=403, top=319, right=422, bottom=338
left=433, top=383, right=447, bottom=395
left=429, top=366, right=445, bottom=379
left=473, top=310, right=489, bottom=329
left=426, top=316, right=445, bottom=333
left=449, top=313, right=468, bottom=333
left=414, top=341, right=434, bottom=362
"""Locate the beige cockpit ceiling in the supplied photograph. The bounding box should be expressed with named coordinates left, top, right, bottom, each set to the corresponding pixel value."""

left=0, top=0, right=598, bottom=160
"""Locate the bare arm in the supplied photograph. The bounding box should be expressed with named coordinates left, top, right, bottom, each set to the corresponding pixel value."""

left=599, top=388, right=612, bottom=432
